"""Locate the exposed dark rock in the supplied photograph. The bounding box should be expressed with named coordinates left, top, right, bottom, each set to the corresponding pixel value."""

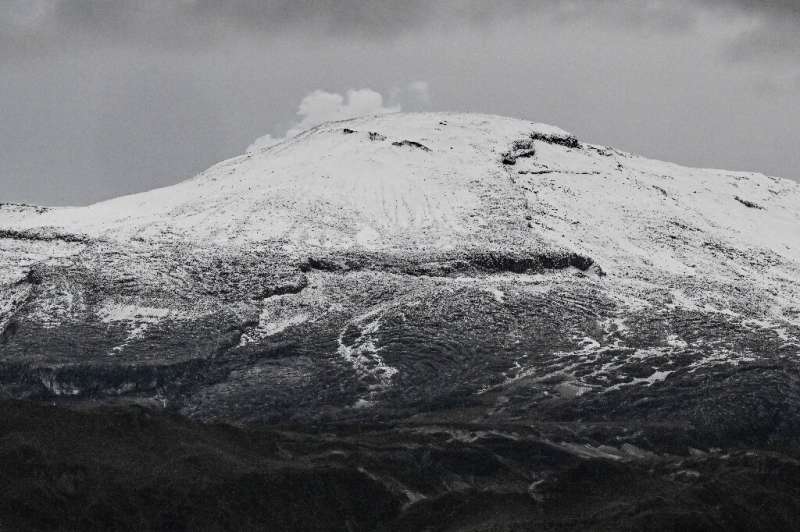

left=502, top=150, right=536, bottom=165
left=512, top=139, right=535, bottom=152
left=24, top=266, right=45, bottom=285
left=392, top=140, right=431, bottom=152
left=735, top=196, right=764, bottom=209
left=298, top=249, right=595, bottom=277
left=261, top=273, right=309, bottom=298
left=531, top=131, right=580, bottom=148
left=502, top=130, right=580, bottom=165
left=0, top=202, right=50, bottom=214
left=653, top=185, right=669, bottom=197
left=502, top=139, right=537, bottom=165
left=0, top=227, right=86, bottom=243
left=518, top=169, right=554, bottom=175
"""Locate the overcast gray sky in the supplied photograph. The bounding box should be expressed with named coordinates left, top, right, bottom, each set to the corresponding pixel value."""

left=2, top=1, right=799, bottom=206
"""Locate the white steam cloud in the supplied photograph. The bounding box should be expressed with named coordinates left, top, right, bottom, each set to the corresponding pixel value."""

left=247, top=83, right=431, bottom=153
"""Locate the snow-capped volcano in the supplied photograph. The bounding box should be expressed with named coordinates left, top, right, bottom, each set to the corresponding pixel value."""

left=3, top=112, right=800, bottom=530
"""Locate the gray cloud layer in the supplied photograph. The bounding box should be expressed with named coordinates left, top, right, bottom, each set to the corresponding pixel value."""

left=3, top=1, right=799, bottom=57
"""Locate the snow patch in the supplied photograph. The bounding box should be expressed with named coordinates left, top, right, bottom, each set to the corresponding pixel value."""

left=666, top=334, right=688, bottom=348
left=484, top=288, right=505, bottom=303
left=98, top=304, right=173, bottom=323
left=337, top=311, right=398, bottom=401
left=97, top=302, right=193, bottom=355
left=355, top=225, right=381, bottom=248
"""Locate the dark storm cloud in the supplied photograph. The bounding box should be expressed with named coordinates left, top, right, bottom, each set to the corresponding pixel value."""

left=705, top=0, right=800, bottom=16
left=1, top=1, right=493, bottom=56
left=722, top=17, right=800, bottom=63
left=2, top=1, right=467, bottom=54
left=698, top=0, right=800, bottom=61
left=3, top=1, right=799, bottom=61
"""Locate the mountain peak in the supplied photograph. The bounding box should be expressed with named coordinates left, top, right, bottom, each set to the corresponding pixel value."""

left=3, top=113, right=798, bottom=279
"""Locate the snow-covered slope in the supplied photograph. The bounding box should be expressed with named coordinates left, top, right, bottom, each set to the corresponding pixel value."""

left=5, top=116, right=577, bottom=254
left=6, top=112, right=798, bottom=268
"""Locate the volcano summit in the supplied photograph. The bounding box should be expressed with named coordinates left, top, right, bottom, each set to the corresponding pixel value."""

left=1, top=113, right=800, bottom=531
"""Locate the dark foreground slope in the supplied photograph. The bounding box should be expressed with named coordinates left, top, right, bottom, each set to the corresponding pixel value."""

left=3, top=400, right=800, bottom=532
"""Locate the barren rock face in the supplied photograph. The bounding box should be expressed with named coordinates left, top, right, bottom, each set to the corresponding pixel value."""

left=1, top=113, right=799, bottom=530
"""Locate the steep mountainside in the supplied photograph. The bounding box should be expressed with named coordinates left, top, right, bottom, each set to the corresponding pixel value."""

left=1, top=113, right=799, bottom=530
